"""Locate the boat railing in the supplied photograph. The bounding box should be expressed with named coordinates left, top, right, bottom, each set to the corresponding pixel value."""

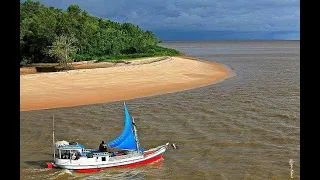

left=109, top=153, right=140, bottom=161
left=92, top=152, right=109, bottom=156
left=83, top=149, right=97, bottom=152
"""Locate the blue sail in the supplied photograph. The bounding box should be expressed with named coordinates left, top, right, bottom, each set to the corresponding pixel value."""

left=107, top=102, right=138, bottom=150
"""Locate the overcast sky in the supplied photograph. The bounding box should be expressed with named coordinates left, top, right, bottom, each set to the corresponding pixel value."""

left=21, top=0, right=300, bottom=40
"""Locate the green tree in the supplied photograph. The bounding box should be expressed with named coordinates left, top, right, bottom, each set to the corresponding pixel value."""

left=20, top=1, right=180, bottom=65
left=47, top=35, right=79, bottom=67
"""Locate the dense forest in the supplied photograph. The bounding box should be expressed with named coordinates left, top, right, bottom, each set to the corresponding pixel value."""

left=20, top=0, right=181, bottom=66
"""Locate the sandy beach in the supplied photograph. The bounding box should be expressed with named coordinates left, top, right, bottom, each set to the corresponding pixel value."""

left=20, top=56, right=233, bottom=111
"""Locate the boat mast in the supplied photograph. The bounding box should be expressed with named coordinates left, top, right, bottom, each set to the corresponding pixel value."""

left=132, top=117, right=141, bottom=153
left=53, top=114, right=55, bottom=160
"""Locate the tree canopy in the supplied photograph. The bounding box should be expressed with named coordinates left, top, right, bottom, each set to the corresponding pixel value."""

left=20, top=0, right=180, bottom=65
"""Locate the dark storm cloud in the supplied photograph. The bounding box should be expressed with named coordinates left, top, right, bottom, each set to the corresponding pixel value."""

left=21, top=0, right=300, bottom=39
left=23, top=0, right=299, bottom=31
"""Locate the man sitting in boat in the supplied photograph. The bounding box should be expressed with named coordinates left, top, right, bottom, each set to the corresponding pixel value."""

left=99, top=140, right=129, bottom=156
left=99, top=141, right=108, bottom=152
left=71, top=150, right=80, bottom=160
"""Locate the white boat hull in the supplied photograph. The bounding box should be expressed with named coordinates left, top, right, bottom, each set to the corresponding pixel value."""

left=50, top=144, right=168, bottom=172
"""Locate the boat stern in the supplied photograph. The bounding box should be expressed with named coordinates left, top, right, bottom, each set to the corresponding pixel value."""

left=46, top=162, right=55, bottom=169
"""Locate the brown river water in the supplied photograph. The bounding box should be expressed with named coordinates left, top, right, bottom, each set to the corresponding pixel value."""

left=20, top=41, right=300, bottom=179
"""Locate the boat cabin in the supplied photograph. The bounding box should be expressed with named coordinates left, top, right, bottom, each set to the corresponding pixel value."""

left=55, top=142, right=85, bottom=160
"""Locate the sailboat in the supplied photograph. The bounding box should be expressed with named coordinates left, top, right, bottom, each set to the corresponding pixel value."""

left=46, top=102, right=169, bottom=173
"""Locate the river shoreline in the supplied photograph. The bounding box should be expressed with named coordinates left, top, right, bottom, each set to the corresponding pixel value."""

left=20, top=56, right=234, bottom=111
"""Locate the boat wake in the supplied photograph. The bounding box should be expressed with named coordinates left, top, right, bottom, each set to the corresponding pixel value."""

left=84, top=170, right=145, bottom=180
left=46, top=169, right=73, bottom=179
left=29, top=168, right=51, bottom=172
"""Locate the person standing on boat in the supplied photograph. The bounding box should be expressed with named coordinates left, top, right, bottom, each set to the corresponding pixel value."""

left=71, top=151, right=76, bottom=160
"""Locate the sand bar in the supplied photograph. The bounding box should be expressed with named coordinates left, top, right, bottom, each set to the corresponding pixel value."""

left=20, top=56, right=233, bottom=111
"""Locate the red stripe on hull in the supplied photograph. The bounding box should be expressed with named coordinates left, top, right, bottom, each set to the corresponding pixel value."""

left=75, top=154, right=163, bottom=173
left=117, top=154, right=163, bottom=168
left=76, top=169, right=101, bottom=173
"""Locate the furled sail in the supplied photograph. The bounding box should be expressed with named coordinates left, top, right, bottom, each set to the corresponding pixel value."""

left=107, top=102, right=139, bottom=150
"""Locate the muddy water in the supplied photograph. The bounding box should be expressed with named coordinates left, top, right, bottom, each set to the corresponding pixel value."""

left=20, top=41, right=300, bottom=179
